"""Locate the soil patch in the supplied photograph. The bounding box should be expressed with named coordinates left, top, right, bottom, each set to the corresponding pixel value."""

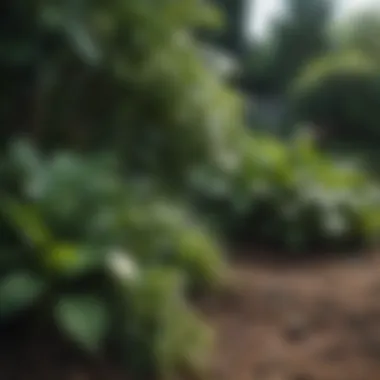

left=199, top=253, right=380, bottom=380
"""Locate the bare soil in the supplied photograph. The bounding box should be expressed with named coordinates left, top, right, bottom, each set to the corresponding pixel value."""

left=199, top=252, right=380, bottom=380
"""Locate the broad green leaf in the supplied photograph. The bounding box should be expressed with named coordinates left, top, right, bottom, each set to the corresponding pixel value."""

left=0, top=272, right=46, bottom=319
left=55, top=296, right=108, bottom=352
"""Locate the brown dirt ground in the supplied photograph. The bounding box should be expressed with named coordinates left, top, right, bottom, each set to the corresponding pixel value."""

left=199, top=252, right=380, bottom=380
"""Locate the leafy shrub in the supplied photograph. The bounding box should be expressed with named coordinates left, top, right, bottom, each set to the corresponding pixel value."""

left=0, top=1, right=239, bottom=378
left=0, top=140, right=224, bottom=379
left=0, top=0, right=245, bottom=188
left=288, top=51, right=380, bottom=148
left=192, top=131, right=380, bottom=253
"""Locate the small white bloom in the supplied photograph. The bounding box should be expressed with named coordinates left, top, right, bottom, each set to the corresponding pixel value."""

left=107, top=249, right=139, bottom=282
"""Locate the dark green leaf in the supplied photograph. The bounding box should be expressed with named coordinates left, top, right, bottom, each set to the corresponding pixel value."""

left=55, top=296, right=109, bottom=352
left=0, top=272, right=46, bottom=319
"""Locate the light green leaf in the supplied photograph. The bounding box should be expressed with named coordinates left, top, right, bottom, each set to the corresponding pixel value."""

left=47, top=244, right=102, bottom=278
left=0, top=272, right=46, bottom=319
left=55, top=296, right=108, bottom=352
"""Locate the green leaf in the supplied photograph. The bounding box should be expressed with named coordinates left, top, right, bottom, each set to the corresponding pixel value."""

left=0, top=272, right=46, bottom=319
left=1, top=199, right=53, bottom=250
left=8, top=139, right=41, bottom=173
left=55, top=296, right=108, bottom=352
left=63, top=0, right=101, bottom=65
left=47, top=244, right=102, bottom=278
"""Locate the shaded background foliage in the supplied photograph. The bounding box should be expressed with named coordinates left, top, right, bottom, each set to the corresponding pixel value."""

left=1, top=0, right=245, bottom=189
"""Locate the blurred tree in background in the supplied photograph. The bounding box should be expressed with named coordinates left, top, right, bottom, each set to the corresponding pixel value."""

left=200, top=0, right=249, bottom=58
left=333, top=11, right=380, bottom=64
left=287, top=8, right=380, bottom=164
left=245, top=0, right=333, bottom=95
left=289, top=51, right=380, bottom=148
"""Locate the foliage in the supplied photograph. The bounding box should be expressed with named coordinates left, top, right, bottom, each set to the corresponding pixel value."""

left=192, top=131, right=380, bottom=253
left=0, top=0, right=244, bottom=188
left=201, top=0, right=247, bottom=57
left=245, top=0, right=333, bottom=94
left=0, top=1, right=238, bottom=378
left=0, top=140, right=224, bottom=378
left=1, top=2, right=380, bottom=379
left=332, top=11, right=380, bottom=64
left=288, top=51, right=380, bottom=148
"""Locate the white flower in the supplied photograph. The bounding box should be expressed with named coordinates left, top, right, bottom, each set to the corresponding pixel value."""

left=107, top=249, right=139, bottom=282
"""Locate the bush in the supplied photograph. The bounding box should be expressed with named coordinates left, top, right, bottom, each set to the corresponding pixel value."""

left=288, top=51, right=380, bottom=148
left=0, top=140, right=224, bottom=379
left=1, top=1, right=240, bottom=378
left=192, top=131, right=380, bottom=253
left=0, top=0, right=245, bottom=188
